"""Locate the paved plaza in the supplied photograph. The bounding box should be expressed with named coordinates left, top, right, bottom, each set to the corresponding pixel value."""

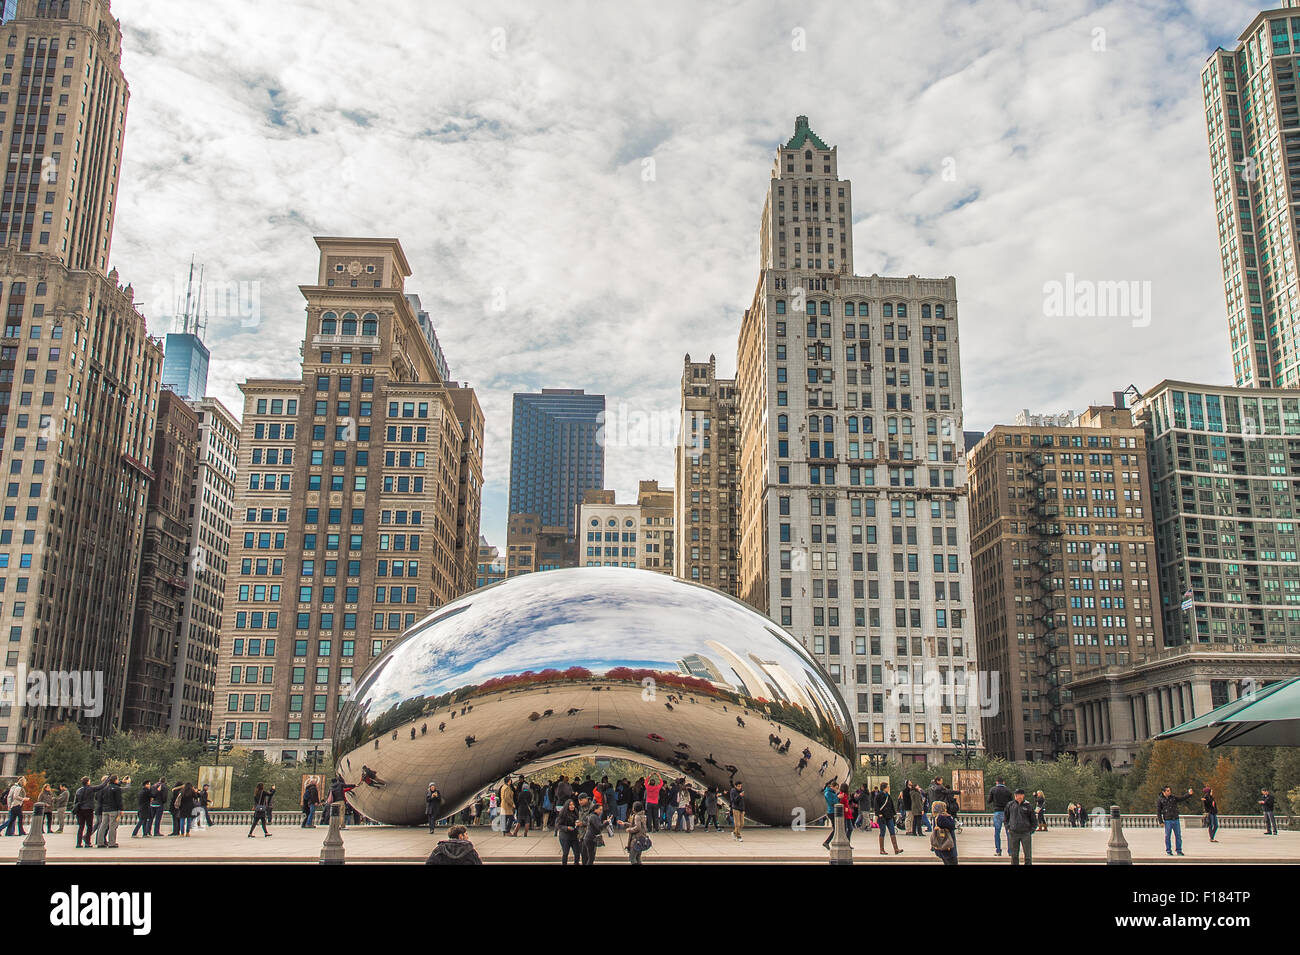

left=1, top=822, right=1294, bottom=863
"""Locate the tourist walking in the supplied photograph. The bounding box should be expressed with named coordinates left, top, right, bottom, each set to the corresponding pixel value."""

left=425, top=824, right=483, bottom=865
left=1156, top=785, right=1195, bottom=856
left=248, top=782, right=275, bottom=837
left=625, top=800, right=651, bottom=864
left=987, top=777, right=1012, bottom=856
left=52, top=783, right=69, bottom=833
left=4, top=776, right=25, bottom=836
left=1005, top=788, right=1037, bottom=865
left=729, top=781, right=746, bottom=842
left=1201, top=787, right=1219, bottom=843
left=1259, top=788, right=1279, bottom=835
left=929, top=800, right=957, bottom=864
left=1034, top=791, right=1048, bottom=831
left=498, top=777, right=516, bottom=835
left=73, top=776, right=96, bottom=848
left=175, top=783, right=197, bottom=836
left=37, top=784, right=55, bottom=832
left=874, top=781, right=903, bottom=855
left=820, top=782, right=838, bottom=848
left=700, top=786, right=721, bottom=831
left=302, top=778, right=320, bottom=829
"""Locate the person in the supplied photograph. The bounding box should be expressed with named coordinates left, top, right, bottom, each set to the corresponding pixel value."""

left=1201, top=787, right=1219, bottom=843
left=909, top=782, right=926, bottom=836
left=625, top=800, right=651, bottom=865
left=195, top=784, right=212, bottom=830
left=302, top=778, right=321, bottom=829
left=425, top=824, right=483, bottom=865
left=926, top=776, right=958, bottom=816
left=248, top=783, right=275, bottom=838
left=1034, top=791, right=1047, bottom=831
left=73, top=776, right=96, bottom=848
left=424, top=781, right=443, bottom=834
left=497, top=777, right=516, bottom=835
left=700, top=786, right=721, bottom=831
left=36, top=783, right=55, bottom=832
left=1156, top=785, right=1195, bottom=856
left=874, top=781, right=903, bottom=855
left=4, top=776, right=25, bottom=836
left=1259, top=788, right=1279, bottom=835
left=512, top=782, right=533, bottom=837
left=987, top=777, right=1012, bottom=856
left=729, top=781, right=746, bottom=842
left=94, top=774, right=126, bottom=848
left=52, top=783, right=69, bottom=833
left=1005, top=788, right=1037, bottom=865
left=578, top=795, right=603, bottom=865
left=327, top=775, right=355, bottom=828
left=555, top=797, right=580, bottom=865
left=644, top=776, right=663, bottom=832
left=131, top=780, right=154, bottom=838
left=929, top=800, right=957, bottom=864
left=820, top=782, right=839, bottom=848
left=175, top=783, right=197, bottom=836
left=150, top=779, right=166, bottom=836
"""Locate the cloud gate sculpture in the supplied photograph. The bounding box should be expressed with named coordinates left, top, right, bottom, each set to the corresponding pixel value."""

left=334, top=568, right=856, bottom=826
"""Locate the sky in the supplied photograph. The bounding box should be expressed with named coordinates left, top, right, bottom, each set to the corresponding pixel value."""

left=105, top=0, right=1266, bottom=550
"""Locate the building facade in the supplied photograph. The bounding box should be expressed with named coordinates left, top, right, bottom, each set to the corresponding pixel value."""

left=0, top=255, right=162, bottom=771
left=168, top=395, right=238, bottom=739
left=579, top=489, right=640, bottom=568
left=1, top=0, right=130, bottom=272
left=735, top=116, right=977, bottom=763
left=968, top=406, right=1164, bottom=762
left=637, top=479, right=673, bottom=573
left=508, top=388, right=605, bottom=538
left=675, top=354, right=740, bottom=593
left=210, top=237, right=483, bottom=758
left=1133, top=380, right=1300, bottom=648
left=1068, top=643, right=1300, bottom=770
left=123, top=389, right=198, bottom=733
left=1202, top=3, right=1300, bottom=388
left=504, top=512, right=573, bottom=576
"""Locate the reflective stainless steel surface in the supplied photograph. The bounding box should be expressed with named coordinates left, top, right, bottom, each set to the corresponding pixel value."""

left=334, top=567, right=855, bottom=825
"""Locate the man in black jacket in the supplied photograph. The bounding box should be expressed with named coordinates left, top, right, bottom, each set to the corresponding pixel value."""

left=425, top=825, right=483, bottom=865
left=577, top=795, right=602, bottom=865
left=1005, top=789, right=1037, bottom=865
left=131, top=780, right=153, bottom=838
left=987, top=778, right=1013, bottom=856
left=73, top=777, right=96, bottom=848
left=729, top=782, right=746, bottom=842
left=1156, top=785, right=1195, bottom=856
left=1259, top=789, right=1279, bottom=835
left=94, top=774, right=127, bottom=848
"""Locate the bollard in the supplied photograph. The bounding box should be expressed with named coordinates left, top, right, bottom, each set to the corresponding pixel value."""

left=320, top=802, right=345, bottom=865
left=18, top=805, right=46, bottom=865
left=828, top=802, right=853, bottom=866
left=1106, top=804, right=1131, bottom=865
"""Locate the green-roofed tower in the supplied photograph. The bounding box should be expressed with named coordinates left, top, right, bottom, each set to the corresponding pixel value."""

left=757, top=115, right=853, bottom=274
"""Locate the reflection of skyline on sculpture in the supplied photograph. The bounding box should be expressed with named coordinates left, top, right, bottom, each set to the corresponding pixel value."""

left=334, top=568, right=855, bottom=825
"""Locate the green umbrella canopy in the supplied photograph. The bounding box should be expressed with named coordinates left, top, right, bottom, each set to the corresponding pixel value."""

left=1156, top=676, right=1300, bottom=748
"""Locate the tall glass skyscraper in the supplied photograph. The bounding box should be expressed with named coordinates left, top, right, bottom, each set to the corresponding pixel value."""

left=1203, top=3, right=1300, bottom=388
left=509, top=389, right=606, bottom=534
left=161, top=331, right=211, bottom=400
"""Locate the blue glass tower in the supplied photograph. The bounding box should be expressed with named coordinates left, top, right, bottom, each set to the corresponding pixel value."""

left=161, top=332, right=210, bottom=401
left=509, top=389, right=605, bottom=534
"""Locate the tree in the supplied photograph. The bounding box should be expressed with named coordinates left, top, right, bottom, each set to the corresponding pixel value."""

left=27, top=724, right=94, bottom=788
left=1222, top=746, right=1276, bottom=814
left=1134, top=741, right=1215, bottom=811
left=1271, top=747, right=1300, bottom=815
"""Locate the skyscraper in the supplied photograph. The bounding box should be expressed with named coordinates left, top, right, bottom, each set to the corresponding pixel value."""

left=735, top=116, right=977, bottom=762
left=1202, top=4, right=1300, bottom=388
left=675, top=354, right=740, bottom=594
left=160, top=332, right=210, bottom=401
left=0, top=0, right=163, bottom=773
left=968, top=406, right=1163, bottom=762
left=1133, top=380, right=1300, bottom=647
left=0, top=0, right=130, bottom=272
left=124, top=390, right=198, bottom=734
left=211, top=237, right=484, bottom=758
left=508, top=388, right=605, bottom=537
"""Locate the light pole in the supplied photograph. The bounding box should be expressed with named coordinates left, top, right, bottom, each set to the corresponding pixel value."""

left=952, top=730, right=979, bottom=769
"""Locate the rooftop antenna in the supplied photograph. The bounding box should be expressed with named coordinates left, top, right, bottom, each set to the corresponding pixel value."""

left=173, top=256, right=208, bottom=341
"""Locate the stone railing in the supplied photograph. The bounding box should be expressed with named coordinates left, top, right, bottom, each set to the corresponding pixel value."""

left=15, top=810, right=385, bottom=828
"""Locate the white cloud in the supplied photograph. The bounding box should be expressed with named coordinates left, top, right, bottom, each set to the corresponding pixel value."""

left=107, top=0, right=1260, bottom=546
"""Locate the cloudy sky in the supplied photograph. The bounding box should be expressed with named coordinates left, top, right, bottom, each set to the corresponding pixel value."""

left=107, top=0, right=1260, bottom=548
